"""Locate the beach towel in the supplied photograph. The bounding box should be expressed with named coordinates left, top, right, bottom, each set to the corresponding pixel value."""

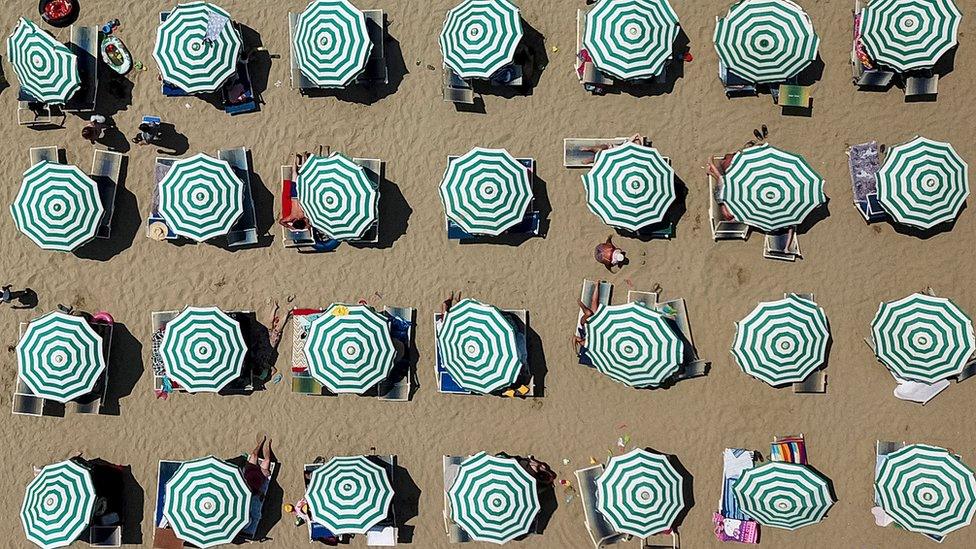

left=770, top=436, right=807, bottom=464
left=721, top=449, right=755, bottom=521
left=849, top=141, right=881, bottom=202
left=713, top=513, right=759, bottom=543
left=205, top=12, right=230, bottom=42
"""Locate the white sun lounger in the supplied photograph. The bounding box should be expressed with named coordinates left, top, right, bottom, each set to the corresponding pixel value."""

left=564, top=138, right=631, bottom=168
left=443, top=455, right=471, bottom=543
left=575, top=465, right=627, bottom=548
left=29, top=146, right=60, bottom=166
left=217, top=147, right=259, bottom=247
left=378, top=306, right=414, bottom=402
left=91, top=150, right=124, bottom=239
left=708, top=157, right=750, bottom=240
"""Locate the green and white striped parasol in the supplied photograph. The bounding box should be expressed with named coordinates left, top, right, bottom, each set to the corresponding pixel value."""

left=158, top=153, right=245, bottom=242
left=305, top=456, right=395, bottom=535
left=11, top=161, right=104, bottom=252
left=438, top=299, right=522, bottom=394
left=16, top=312, right=105, bottom=403
left=876, top=443, right=976, bottom=537
left=7, top=17, right=79, bottom=104
left=153, top=2, right=241, bottom=93
left=297, top=154, right=378, bottom=240
left=583, top=0, right=679, bottom=80
left=294, top=0, right=372, bottom=87
left=731, top=294, right=830, bottom=386
left=440, top=147, right=533, bottom=236
left=871, top=293, right=975, bottom=384
left=163, top=456, right=251, bottom=548
left=714, top=0, right=820, bottom=83
left=585, top=302, right=684, bottom=388
left=876, top=136, right=969, bottom=230
left=303, top=304, right=396, bottom=394
left=582, top=142, right=676, bottom=231
left=733, top=462, right=834, bottom=530
left=859, top=0, right=962, bottom=72
left=596, top=448, right=685, bottom=538
left=448, top=452, right=540, bottom=544
left=21, top=459, right=94, bottom=549
left=722, top=143, right=825, bottom=232
left=160, top=307, right=247, bottom=393
left=440, top=0, right=523, bottom=79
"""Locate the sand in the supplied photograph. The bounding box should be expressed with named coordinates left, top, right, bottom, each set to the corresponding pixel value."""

left=3, top=0, right=976, bottom=547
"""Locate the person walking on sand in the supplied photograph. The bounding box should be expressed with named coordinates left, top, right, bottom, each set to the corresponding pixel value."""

left=81, top=115, right=109, bottom=144
left=595, top=236, right=626, bottom=271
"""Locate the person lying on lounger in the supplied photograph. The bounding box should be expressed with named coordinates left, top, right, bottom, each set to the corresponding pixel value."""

left=572, top=288, right=601, bottom=362
left=579, top=133, right=645, bottom=165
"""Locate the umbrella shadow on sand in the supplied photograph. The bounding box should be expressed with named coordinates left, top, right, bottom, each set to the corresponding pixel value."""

left=88, top=458, right=144, bottom=545
left=99, top=321, right=143, bottom=416
left=391, top=461, right=422, bottom=542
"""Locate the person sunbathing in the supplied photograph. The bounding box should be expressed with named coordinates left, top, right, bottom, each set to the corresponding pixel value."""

left=580, top=133, right=645, bottom=164
left=572, top=285, right=602, bottom=358
left=279, top=153, right=312, bottom=230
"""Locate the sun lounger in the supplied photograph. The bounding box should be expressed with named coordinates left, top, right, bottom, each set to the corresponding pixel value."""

left=359, top=10, right=389, bottom=85
left=290, top=309, right=330, bottom=396
left=872, top=441, right=906, bottom=528
left=578, top=280, right=613, bottom=366
left=652, top=297, right=709, bottom=380
left=852, top=3, right=896, bottom=89
left=708, top=158, right=750, bottom=240
left=287, top=13, right=317, bottom=92
left=905, top=73, right=938, bottom=100
left=763, top=229, right=801, bottom=261
left=370, top=455, right=399, bottom=544
left=157, top=13, right=190, bottom=98
left=153, top=460, right=182, bottom=533
left=576, top=9, right=614, bottom=91
left=443, top=455, right=472, bottom=543
left=65, top=25, right=98, bottom=112
left=351, top=157, right=383, bottom=243
left=29, top=146, right=60, bottom=166
left=223, top=58, right=258, bottom=115
left=775, top=84, right=812, bottom=113
left=575, top=465, right=627, bottom=548
left=442, top=66, right=475, bottom=104
left=378, top=306, right=415, bottom=402
left=627, top=290, right=658, bottom=309
left=89, top=525, right=122, bottom=547
left=848, top=141, right=887, bottom=222
left=490, top=62, right=523, bottom=87
left=18, top=100, right=64, bottom=127
left=280, top=166, right=324, bottom=251
left=147, top=158, right=178, bottom=241
left=718, top=60, right=757, bottom=98
left=713, top=449, right=759, bottom=544
left=563, top=138, right=632, bottom=168
left=303, top=464, right=344, bottom=543
left=642, top=532, right=679, bottom=548
left=217, top=147, right=259, bottom=247
left=90, top=150, right=124, bottom=239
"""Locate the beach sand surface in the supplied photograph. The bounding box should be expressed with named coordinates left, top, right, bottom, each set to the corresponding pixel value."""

left=3, top=1, right=976, bottom=547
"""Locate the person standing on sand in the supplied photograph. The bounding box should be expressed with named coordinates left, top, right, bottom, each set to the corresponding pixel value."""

left=595, top=236, right=626, bottom=271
